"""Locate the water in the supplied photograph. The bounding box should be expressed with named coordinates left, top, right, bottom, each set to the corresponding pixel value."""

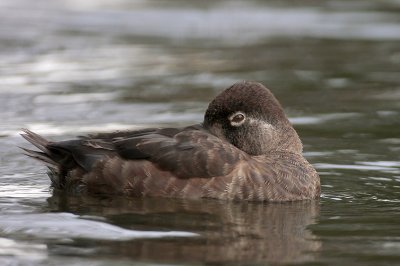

left=1, top=0, right=400, bottom=265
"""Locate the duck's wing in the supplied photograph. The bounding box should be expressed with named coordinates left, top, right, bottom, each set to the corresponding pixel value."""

left=110, top=126, right=245, bottom=179
left=23, top=125, right=244, bottom=188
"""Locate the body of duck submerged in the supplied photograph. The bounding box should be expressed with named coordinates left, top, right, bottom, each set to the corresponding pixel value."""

left=22, top=81, right=320, bottom=201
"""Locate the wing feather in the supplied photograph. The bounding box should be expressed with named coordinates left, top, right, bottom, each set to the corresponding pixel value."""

left=112, top=127, right=246, bottom=179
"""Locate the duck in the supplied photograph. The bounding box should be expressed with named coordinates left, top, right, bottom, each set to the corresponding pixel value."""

left=21, top=81, right=320, bottom=201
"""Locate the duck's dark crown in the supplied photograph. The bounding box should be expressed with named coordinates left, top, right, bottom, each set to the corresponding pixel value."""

left=204, top=81, right=302, bottom=155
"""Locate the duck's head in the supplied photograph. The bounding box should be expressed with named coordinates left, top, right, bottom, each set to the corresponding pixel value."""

left=204, top=81, right=302, bottom=155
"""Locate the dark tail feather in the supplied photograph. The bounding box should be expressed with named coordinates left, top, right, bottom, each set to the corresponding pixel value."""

left=21, top=129, right=49, bottom=152
left=20, top=147, right=58, bottom=169
left=21, top=129, right=86, bottom=190
left=20, top=129, right=58, bottom=171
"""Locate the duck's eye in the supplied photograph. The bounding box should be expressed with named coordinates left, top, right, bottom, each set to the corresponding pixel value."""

left=229, top=112, right=246, bottom=126
left=232, top=114, right=245, bottom=123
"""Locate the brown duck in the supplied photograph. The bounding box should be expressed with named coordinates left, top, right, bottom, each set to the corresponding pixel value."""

left=22, top=81, right=320, bottom=201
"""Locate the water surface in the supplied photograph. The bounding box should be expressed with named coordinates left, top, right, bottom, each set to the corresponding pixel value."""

left=1, top=0, right=400, bottom=265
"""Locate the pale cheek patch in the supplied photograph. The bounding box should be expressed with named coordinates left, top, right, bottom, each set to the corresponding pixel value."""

left=247, top=118, right=275, bottom=131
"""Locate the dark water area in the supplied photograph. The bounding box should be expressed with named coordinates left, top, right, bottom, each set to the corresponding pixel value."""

left=1, top=0, right=400, bottom=265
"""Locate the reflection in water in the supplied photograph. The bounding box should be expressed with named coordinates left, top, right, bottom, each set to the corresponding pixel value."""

left=47, top=195, right=321, bottom=264
left=0, top=212, right=197, bottom=241
left=0, top=237, right=47, bottom=265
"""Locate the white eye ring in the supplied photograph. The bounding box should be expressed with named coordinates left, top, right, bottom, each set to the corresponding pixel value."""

left=229, top=111, right=246, bottom=127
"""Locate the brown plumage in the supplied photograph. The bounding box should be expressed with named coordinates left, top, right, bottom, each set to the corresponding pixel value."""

left=21, top=81, right=320, bottom=201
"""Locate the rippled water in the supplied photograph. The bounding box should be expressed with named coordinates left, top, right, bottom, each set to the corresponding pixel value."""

left=1, top=0, right=400, bottom=265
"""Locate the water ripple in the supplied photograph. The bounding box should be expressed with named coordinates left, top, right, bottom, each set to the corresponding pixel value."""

left=314, top=163, right=400, bottom=174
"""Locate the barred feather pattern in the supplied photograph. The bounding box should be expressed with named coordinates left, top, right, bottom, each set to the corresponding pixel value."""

left=81, top=152, right=319, bottom=201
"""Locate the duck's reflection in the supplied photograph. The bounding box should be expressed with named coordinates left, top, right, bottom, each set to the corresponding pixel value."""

left=47, top=194, right=321, bottom=264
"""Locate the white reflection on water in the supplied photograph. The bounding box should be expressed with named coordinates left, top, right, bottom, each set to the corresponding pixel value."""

left=315, top=163, right=400, bottom=174
left=0, top=45, right=168, bottom=91
left=33, top=92, right=119, bottom=104
left=358, top=161, right=400, bottom=168
left=0, top=184, right=49, bottom=198
left=3, top=2, right=400, bottom=42
left=0, top=213, right=198, bottom=241
left=290, top=112, right=362, bottom=125
left=0, top=237, right=47, bottom=260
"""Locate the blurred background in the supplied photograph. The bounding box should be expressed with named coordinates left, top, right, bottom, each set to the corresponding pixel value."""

left=0, top=0, right=400, bottom=265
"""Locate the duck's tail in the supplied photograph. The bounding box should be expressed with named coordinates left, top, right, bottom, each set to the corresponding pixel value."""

left=20, top=129, right=58, bottom=169
left=20, top=129, right=66, bottom=188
